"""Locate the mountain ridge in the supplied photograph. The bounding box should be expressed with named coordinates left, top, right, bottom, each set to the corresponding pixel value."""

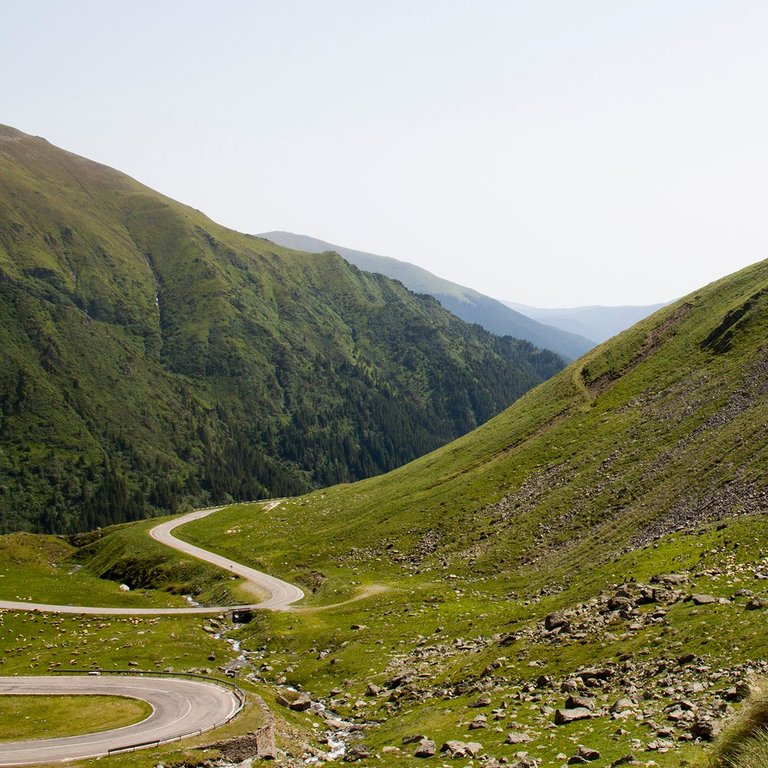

left=259, top=231, right=596, bottom=360
left=0, top=125, right=563, bottom=533
left=506, top=299, right=669, bottom=343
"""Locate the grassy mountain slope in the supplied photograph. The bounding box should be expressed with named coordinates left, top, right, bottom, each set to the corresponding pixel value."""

left=171, top=257, right=768, bottom=765
left=1, top=247, right=766, bottom=764
left=186, top=257, right=768, bottom=577
left=506, top=300, right=669, bottom=343
left=260, top=231, right=596, bottom=360
left=0, top=125, right=563, bottom=533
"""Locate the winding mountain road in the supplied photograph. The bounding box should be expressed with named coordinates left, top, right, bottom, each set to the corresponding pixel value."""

left=0, top=505, right=304, bottom=764
left=0, top=505, right=304, bottom=615
left=0, top=675, right=241, bottom=766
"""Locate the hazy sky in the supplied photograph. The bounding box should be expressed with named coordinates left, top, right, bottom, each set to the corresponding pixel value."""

left=3, top=1, right=768, bottom=306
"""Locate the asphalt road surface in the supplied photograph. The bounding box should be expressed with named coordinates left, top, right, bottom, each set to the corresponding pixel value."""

left=0, top=505, right=304, bottom=615
left=0, top=505, right=302, bottom=763
left=0, top=675, right=241, bottom=766
left=149, top=506, right=305, bottom=610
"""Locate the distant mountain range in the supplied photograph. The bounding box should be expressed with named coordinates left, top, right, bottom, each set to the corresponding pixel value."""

left=505, top=301, right=668, bottom=344
left=259, top=232, right=595, bottom=361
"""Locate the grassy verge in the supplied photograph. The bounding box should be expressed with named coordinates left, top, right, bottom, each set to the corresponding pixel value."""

left=696, top=682, right=768, bottom=768
left=0, top=517, right=244, bottom=609
left=0, top=695, right=151, bottom=741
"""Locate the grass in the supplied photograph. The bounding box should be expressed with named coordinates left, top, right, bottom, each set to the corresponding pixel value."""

left=696, top=683, right=768, bottom=768
left=0, top=695, right=151, bottom=741
left=0, top=517, right=248, bottom=609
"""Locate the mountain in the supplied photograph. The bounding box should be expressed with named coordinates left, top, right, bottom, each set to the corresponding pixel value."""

left=177, top=255, right=768, bottom=765
left=505, top=300, right=669, bottom=343
left=259, top=231, right=596, bottom=360
left=0, top=125, right=564, bottom=534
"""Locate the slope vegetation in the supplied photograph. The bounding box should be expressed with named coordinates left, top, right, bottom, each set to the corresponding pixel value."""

left=0, top=125, right=562, bottom=533
left=175, top=257, right=768, bottom=765
left=260, top=231, right=595, bottom=360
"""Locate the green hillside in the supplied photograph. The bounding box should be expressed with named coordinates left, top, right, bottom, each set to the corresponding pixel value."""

left=0, top=125, right=563, bottom=534
left=171, top=257, right=768, bottom=765
left=260, top=231, right=596, bottom=360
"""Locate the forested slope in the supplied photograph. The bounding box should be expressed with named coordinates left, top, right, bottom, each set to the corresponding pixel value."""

left=0, top=125, right=563, bottom=533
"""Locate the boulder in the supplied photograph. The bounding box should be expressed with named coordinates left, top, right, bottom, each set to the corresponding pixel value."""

left=289, top=693, right=312, bottom=712
left=651, top=573, right=689, bottom=586
left=544, top=612, right=570, bottom=631
left=577, top=746, right=601, bottom=761
left=610, top=697, right=636, bottom=713
left=555, top=707, right=593, bottom=724
left=441, top=740, right=483, bottom=757
left=414, top=738, right=436, bottom=758
left=505, top=731, right=532, bottom=744
left=565, top=695, right=595, bottom=711
left=689, top=594, right=717, bottom=605
left=344, top=744, right=371, bottom=762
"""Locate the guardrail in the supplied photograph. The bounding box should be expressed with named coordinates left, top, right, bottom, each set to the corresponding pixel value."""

left=50, top=668, right=246, bottom=756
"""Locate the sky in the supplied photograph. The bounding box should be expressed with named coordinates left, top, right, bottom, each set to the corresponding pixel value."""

left=3, top=1, right=768, bottom=306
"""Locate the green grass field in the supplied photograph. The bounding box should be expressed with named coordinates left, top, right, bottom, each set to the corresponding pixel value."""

left=0, top=695, right=151, bottom=741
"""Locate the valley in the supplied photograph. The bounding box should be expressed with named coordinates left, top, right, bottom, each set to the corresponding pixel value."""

left=1, top=248, right=767, bottom=766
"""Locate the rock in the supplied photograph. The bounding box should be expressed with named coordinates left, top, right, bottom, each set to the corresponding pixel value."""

left=646, top=738, right=674, bottom=751
left=275, top=691, right=312, bottom=712
left=414, top=738, right=436, bottom=757
left=441, top=740, right=483, bottom=757
left=402, top=734, right=426, bottom=745
left=577, top=746, right=600, bottom=761
left=651, top=573, right=689, bottom=586
left=255, top=723, right=277, bottom=760
left=689, top=594, right=717, bottom=605
left=745, top=597, right=768, bottom=610
left=344, top=744, right=371, bottom=762
left=555, top=707, right=593, bottom=724
left=691, top=715, right=719, bottom=740
left=289, top=693, right=312, bottom=711
left=608, top=596, right=634, bottom=612
left=578, top=667, right=613, bottom=682
left=385, top=671, right=413, bottom=689
left=365, top=682, right=381, bottom=696
left=119, top=584, right=130, bottom=592
left=565, top=695, right=595, bottom=711
left=609, top=756, right=639, bottom=767
left=463, top=742, right=483, bottom=757
left=544, top=612, right=570, bottom=631
left=610, top=697, right=636, bottom=713
left=505, top=731, right=532, bottom=744
left=469, top=714, right=487, bottom=729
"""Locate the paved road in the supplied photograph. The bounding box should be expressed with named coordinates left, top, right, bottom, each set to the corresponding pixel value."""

left=0, top=505, right=304, bottom=615
left=149, top=506, right=305, bottom=610
left=0, top=675, right=241, bottom=766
